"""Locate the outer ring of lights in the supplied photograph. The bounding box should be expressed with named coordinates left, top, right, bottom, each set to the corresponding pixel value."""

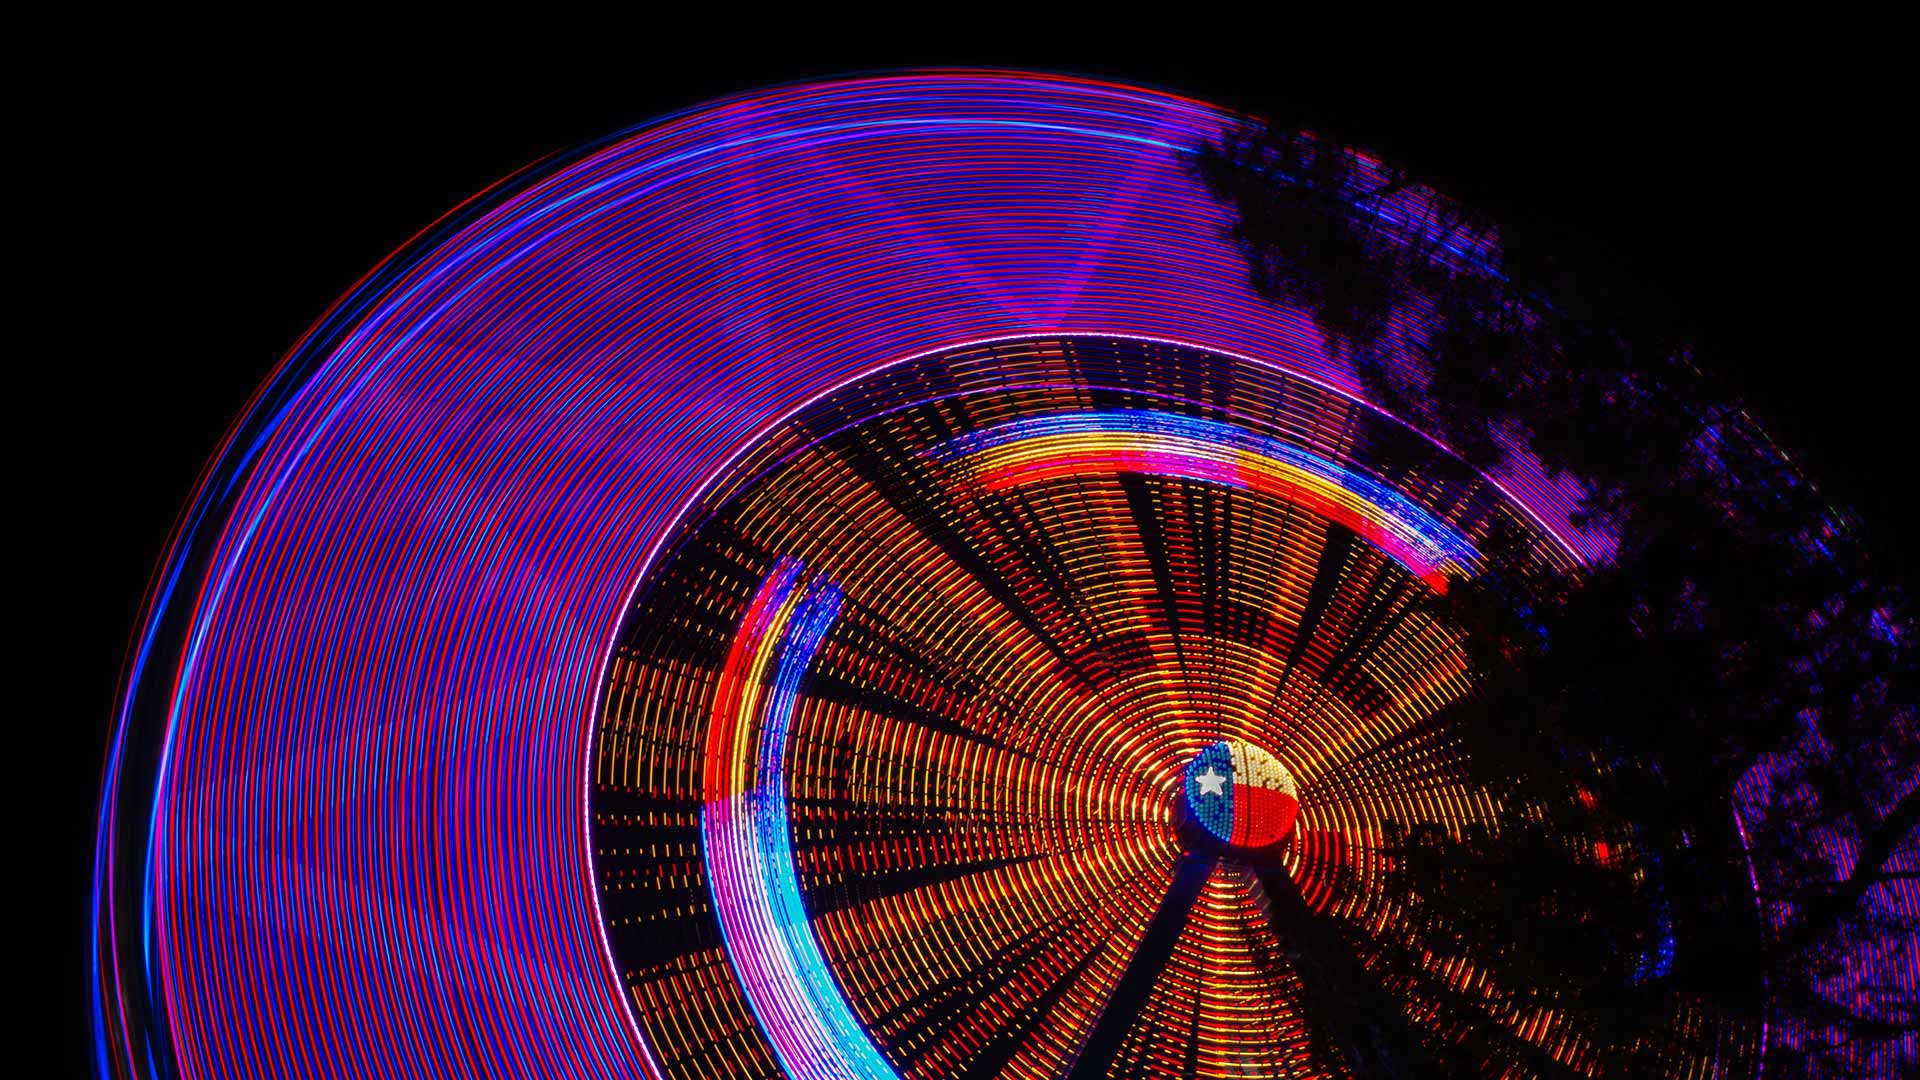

left=94, top=69, right=1646, bottom=1080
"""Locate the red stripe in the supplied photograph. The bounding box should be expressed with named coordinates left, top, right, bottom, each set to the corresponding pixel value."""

left=1231, top=784, right=1300, bottom=848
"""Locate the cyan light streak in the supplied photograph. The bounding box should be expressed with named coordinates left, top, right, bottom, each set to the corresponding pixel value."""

left=703, top=562, right=893, bottom=1080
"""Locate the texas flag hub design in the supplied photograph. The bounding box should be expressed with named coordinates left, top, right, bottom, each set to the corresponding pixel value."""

left=1184, top=739, right=1300, bottom=849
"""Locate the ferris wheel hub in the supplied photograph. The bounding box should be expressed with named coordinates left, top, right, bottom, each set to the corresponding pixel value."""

left=1179, top=739, right=1301, bottom=853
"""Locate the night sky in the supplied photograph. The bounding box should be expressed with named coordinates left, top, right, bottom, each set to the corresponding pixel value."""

left=53, top=33, right=1905, bottom=1077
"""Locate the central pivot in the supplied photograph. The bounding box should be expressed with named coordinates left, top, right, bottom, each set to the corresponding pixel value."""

left=1181, top=740, right=1300, bottom=851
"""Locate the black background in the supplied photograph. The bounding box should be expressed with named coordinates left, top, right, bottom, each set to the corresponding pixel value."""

left=52, top=30, right=1905, bottom=1077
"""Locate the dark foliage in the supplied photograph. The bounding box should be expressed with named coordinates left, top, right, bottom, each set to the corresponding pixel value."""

left=1191, top=122, right=1918, bottom=1077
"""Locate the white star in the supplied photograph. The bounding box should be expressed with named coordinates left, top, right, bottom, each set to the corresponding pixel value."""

left=1196, top=766, right=1227, bottom=796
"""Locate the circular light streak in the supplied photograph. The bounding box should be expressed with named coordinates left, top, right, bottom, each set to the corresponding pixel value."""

left=95, top=68, right=1857, bottom=1080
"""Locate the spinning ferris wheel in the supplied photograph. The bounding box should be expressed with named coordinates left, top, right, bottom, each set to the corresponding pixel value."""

left=94, top=70, right=1901, bottom=1080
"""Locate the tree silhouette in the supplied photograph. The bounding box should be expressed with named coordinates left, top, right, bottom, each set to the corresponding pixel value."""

left=1190, top=121, right=1918, bottom=1078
